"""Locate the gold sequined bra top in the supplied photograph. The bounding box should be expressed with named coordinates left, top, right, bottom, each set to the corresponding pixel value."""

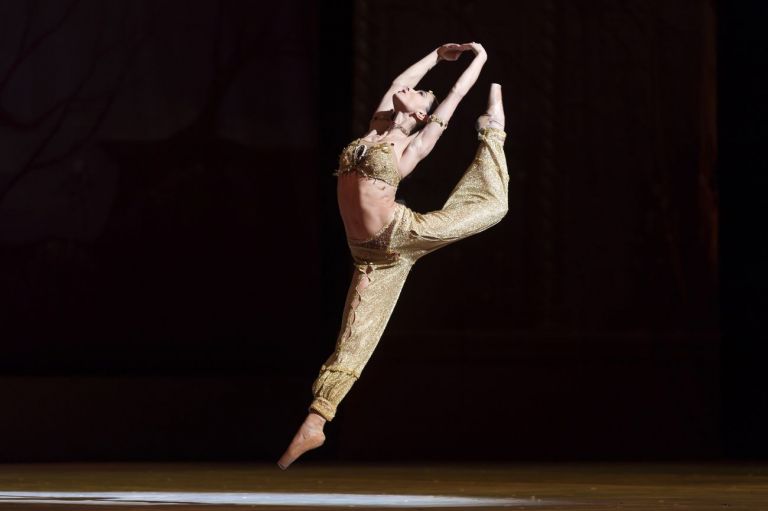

left=332, top=138, right=401, bottom=188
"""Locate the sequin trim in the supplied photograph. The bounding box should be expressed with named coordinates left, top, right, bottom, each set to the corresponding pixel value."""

left=333, top=138, right=401, bottom=187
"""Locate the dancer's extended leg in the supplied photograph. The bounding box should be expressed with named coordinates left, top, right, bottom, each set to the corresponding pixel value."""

left=402, top=83, right=508, bottom=259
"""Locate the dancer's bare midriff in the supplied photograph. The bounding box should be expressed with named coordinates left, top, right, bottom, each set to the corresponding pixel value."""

left=337, top=174, right=400, bottom=241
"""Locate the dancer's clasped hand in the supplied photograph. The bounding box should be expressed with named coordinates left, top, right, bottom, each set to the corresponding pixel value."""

left=437, top=42, right=485, bottom=61
left=437, top=43, right=465, bottom=61
left=461, top=42, right=485, bottom=56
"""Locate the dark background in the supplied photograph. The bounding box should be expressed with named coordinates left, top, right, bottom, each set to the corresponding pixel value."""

left=0, top=0, right=763, bottom=462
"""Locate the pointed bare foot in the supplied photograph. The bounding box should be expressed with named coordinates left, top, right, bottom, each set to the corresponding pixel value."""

left=476, top=83, right=505, bottom=131
left=277, top=412, right=326, bottom=470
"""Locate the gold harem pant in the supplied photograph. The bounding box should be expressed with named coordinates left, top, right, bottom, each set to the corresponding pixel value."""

left=310, top=126, right=509, bottom=421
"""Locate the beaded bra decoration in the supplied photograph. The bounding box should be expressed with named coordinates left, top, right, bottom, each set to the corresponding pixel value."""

left=332, top=139, right=401, bottom=188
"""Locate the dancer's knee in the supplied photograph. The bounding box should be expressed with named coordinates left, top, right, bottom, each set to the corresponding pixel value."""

left=490, top=198, right=509, bottom=223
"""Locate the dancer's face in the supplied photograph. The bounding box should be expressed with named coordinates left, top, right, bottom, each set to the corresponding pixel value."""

left=393, top=86, right=434, bottom=118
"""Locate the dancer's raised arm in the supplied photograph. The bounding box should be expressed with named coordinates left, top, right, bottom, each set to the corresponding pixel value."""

left=399, top=43, right=487, bottom=174
left=371, top=47, right=441, bottom=116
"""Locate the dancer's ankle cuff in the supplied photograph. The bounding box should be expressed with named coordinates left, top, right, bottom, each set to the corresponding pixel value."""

left=477, top=126, right=507, bottom=142
left=309, top=399, right=335, bottom=422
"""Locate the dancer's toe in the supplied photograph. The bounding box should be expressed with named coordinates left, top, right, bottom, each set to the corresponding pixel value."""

left=277, top=421, right=326, bottom=470
left=476, top=83, right=505, bottom=132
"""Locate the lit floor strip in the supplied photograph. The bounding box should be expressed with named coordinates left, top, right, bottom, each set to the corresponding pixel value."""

left=0, top=491, right=557, bottom=507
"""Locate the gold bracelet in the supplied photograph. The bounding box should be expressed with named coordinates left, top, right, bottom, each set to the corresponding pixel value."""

left=428, top=114, right=448, bottom=129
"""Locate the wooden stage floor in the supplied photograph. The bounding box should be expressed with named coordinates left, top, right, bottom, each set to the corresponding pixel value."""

left=0, top=462, right=765, bottom=510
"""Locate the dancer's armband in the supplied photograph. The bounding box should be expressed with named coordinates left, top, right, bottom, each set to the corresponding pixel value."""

left=428, top=114, right=448, bottom=129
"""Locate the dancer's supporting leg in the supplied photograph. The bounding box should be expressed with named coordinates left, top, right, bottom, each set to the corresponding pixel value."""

left=278, top=225, right=414, bottom=470
left=309, top=253, right=413, bottom=423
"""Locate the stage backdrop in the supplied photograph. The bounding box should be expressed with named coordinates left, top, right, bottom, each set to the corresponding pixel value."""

left=331, top=0, right=719, bottom=461
left=0, top=0, right=719, bottom=462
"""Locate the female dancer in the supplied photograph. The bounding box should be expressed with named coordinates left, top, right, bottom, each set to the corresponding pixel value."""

left=278, top=42, right=508, bottom=469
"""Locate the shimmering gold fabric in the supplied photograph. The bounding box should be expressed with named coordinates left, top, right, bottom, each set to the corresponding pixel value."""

left=332, top=139, right=401, bottom=187
left=311, top=127, right=508, bottom=421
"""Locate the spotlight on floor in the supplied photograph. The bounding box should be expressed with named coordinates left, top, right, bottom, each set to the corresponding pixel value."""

left=0, top=491, right=559, bottom=507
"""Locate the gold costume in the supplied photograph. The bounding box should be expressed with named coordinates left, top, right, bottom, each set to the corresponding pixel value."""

left=311, top=126, right=509, bottom=421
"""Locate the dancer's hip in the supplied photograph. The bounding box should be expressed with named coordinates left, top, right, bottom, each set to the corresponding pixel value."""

left=346, top=202, right=411, bottom=267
